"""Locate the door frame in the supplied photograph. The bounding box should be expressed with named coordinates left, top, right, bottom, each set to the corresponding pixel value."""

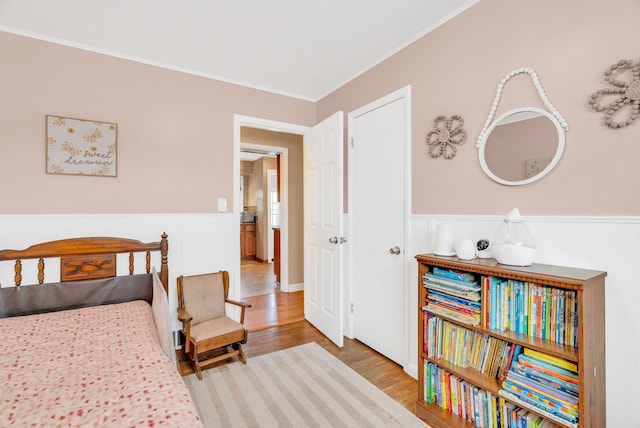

left=233, top=115, right=309, bottom=298
left=266, top=168, right=278, bottom=262
left=345, top=86, right=412, bottom=369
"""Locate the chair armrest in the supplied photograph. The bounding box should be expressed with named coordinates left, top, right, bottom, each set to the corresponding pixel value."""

left=225, top=298, right=251, bottom=325
left=226, top=298, right=252, bottom=309
left=177, top=307, right=193, bottom=323
left=177, top=307, right=193, bottom=353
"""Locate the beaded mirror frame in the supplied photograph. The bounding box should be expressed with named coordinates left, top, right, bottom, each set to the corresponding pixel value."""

left=477, top=67, right=569, bottom=149
left=476, top=67, right=569, bottom=186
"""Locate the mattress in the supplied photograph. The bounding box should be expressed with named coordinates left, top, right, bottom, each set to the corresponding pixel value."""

left=0, top=300, right=203, bottom=427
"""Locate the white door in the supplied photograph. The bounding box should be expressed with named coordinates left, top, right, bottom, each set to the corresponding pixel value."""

left=304, top=111, right=344, bottom=347
left=267, top=168, right=278, bottom=262
left=349, top=88, right=410, bottom=364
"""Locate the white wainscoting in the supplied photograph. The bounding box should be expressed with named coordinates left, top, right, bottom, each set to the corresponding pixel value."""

left=408, top=215, right=640, bottom=428
left=1, top=213, right=637, bottom=425
left=0, top=213, right=239, bottom=332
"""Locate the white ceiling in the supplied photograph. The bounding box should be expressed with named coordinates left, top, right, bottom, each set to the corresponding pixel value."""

left=0, top=0, right=476, bottom=101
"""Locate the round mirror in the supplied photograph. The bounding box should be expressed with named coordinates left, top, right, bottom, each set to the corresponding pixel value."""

left=478, top=107, right=565, bottom=186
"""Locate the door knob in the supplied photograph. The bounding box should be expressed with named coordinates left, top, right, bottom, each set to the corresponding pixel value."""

left=389, top=246, right=401, bottom=255
left=329, top=236, right=339, bottom=244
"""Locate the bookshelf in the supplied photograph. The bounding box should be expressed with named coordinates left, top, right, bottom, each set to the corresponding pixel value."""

left=415, top=254, right=606, bottom=428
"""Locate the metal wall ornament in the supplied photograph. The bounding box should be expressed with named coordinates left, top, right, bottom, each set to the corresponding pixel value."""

left=589, top=58, right=640, bottom=129
left=425, top=115, right=467, bottom=159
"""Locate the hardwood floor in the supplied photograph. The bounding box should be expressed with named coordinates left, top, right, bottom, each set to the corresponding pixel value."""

left=240, top=260, right=278, bottom=298
left=176, top=260, right=419, bottom=414
left=240, top=261, right=304, bottom=332
left=243, top=290, right=305, bottom=332
left=177, top=320, right=418, bottom=413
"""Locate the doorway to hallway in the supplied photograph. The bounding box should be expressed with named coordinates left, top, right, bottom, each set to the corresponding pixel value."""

left=241, top=260, right=304, bottom=332
left=236, top=120, right=307, bottom=332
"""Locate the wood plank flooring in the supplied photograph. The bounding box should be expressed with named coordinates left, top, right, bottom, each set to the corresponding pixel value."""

left=240, top=261, right=305, bottom=332
left=240, top=260, right=278, bottom=298
left=177, top=320, right=418, bottom=413
left=177, top=260, right=418, bottom=414
left=243, top=290, right=305, bottom=332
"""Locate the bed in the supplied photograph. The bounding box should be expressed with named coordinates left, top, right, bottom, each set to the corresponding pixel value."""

left=0, top=233, right=204, bottom=427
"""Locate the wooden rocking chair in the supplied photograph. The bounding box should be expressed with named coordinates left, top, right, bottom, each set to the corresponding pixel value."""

left=177, top=271, right=251, bottom=380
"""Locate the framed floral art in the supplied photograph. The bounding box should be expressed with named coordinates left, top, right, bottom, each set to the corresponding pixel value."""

left=46, top=115, right=118, bottom=177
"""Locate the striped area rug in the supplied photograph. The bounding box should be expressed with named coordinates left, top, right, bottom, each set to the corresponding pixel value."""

left=184, top=342, right=429, bottom=427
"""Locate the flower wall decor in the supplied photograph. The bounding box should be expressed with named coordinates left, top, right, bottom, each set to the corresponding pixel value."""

left=425, top=115, right=467, bottom=159
left=589, top=58, right=640, bottom=129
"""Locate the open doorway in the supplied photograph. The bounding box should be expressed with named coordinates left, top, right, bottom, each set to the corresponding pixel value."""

left=239, top=147, right=278, bottom=298
left=236, top=122, right=307, bottom=331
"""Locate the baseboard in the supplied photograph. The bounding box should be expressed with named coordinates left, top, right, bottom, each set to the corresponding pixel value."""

left=287, top=282, right=304, bottom=292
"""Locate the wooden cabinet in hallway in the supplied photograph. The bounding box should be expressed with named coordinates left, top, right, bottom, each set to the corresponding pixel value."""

left=240, top=223, right=256, bottom=260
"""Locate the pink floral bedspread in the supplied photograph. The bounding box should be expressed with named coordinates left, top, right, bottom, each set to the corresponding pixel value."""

left=0, top=301, right=203, bottom=427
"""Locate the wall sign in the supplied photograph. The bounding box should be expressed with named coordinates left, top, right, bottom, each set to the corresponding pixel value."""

left=46, top=115, right=118, bottom=177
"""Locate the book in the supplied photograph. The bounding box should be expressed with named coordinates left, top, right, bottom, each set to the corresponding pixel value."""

left=427, top=362, right=436, bottom=403
left=516, top=408, right=529, bottom=428
left=499, top=389, right=578, bottom=427
left=477, top=389, right=486, bottom=427
left=518, top=355, right=579, bottom=385
left=493, top=342, right=511, bottom=379
left=432, top=266, right=476, bottom=282
left=489, top=276, right=499, bottom=330
left=505, top=371, right=579, bottom=407
left=423, top=273, right=481, bottom=291
left=423, top=311, right=430, bottom=353
left=510, top=362, right=579, bottom=397
left=523, top=282, right=529, bottom=337
left=549, top=288, right=557, bottom=343
left=423, top=280, right=481, bottom=300
left=501, top=343, right=520, bottom=380
left=490, top=392, right=500, bottom=428
left=426, top=290, right=481, bottom=312
left=557, top=289, right=565, bottom=344
left=526, top=412, right=544, bottom=428
left=481, top=276, right=490, bottom=327
left=422, top=303, right=480, bottom=326
left=472, top=386, right=480, bottom=426
left=523, top=348, right=578, bottom=373
left=427, top=288, right=482, bottom=308
left=450, top=375, right=459, bottom=415
left=501, top=382, right=578, bottom=423
left=515, top=281, right=524, bottom=334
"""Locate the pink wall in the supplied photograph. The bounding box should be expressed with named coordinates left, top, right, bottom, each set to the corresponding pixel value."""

left=317, top=0, right=640, bottom=215
left=0, top=32, right=315, bottom=214
left=3, top=0, right=640, bottom=217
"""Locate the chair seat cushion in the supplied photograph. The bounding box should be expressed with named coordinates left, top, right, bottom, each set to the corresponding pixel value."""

left=190, top=316, right=244, bottom=342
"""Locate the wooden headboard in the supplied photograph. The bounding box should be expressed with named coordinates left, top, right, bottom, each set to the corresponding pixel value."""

left=0, top=233, right=169, bottom=292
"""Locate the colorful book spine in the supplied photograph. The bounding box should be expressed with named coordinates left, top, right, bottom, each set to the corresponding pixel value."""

left=432, top=266, right=476, bottom=282
left=505, top=372, right=578, bottom=408
left=500, top=388, right=578, bottom=426
left=482, top=276, right=490, bottom=327
left=523, top=348, right=578, bottom=373
left=423, top=273, right=481, bottom=291
left=517, top=355, right=579, bottom=382
left=510, top=362, right=579, bottom=397
left=480, top=277, right=578, bottom=347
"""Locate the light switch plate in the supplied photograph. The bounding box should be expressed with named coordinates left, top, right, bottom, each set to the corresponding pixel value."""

left=217, top=197, right=227, bottom=212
